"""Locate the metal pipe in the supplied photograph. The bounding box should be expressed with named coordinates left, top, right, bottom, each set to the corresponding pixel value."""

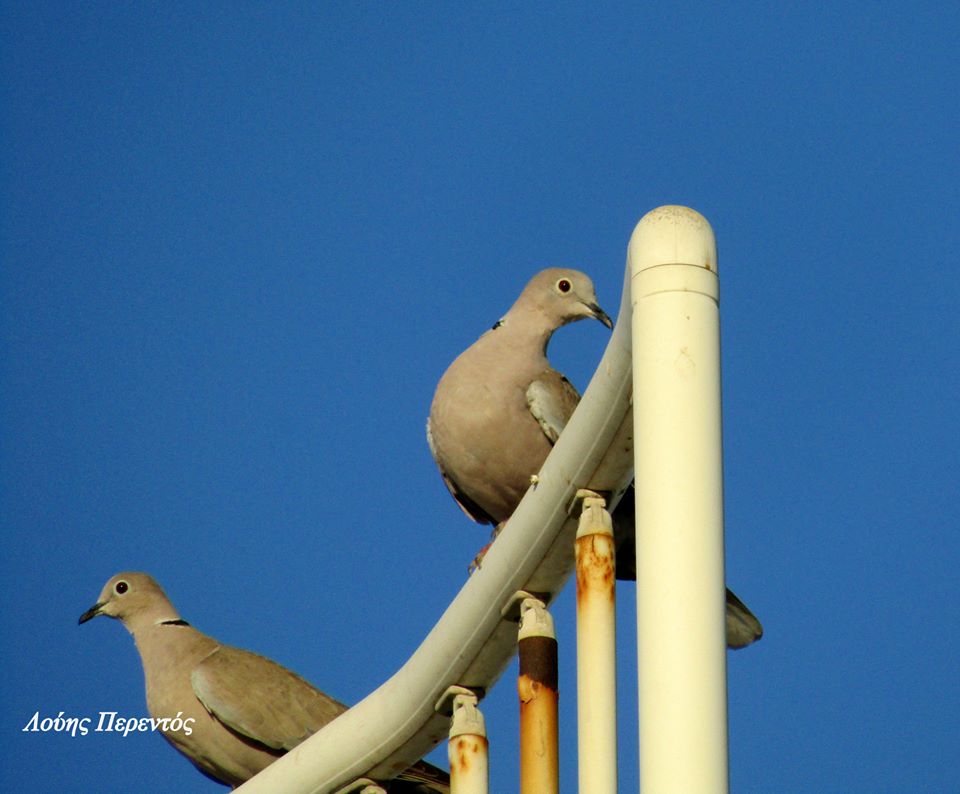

left=332, top=780, right=385, bottom=794
left=574, top=491, right=617, bottom=794
left=448, top=691, right=488, bottom=794
left=517, top=598, right=559, bottom=794
left=630, top=205, right=729, bottom=793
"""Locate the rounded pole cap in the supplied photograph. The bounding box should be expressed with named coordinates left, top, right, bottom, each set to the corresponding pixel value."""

left=628, top=205, right=717, bottom=275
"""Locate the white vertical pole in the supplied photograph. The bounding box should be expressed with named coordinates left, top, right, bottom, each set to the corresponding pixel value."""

left=630, top=206, right=729, bottom=793
left=448, top=692, right=489, bottom=794
left=575, top=493, right=618, bottom=794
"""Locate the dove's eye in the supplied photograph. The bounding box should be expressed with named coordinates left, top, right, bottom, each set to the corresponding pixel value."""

left=115, top=581, right=129, bottom=594
left=557, top=279, right=571, bottom=293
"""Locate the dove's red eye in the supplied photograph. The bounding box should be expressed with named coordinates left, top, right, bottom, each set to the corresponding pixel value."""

left=115, top=581, right=128, bottom=594
left=557, top=279, right=571, bottom=293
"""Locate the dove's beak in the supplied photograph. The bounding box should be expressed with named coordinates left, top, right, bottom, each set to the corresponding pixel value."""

left=78, top=602, right=105, bottom=625
left=589, top=303, right=614, bottom=329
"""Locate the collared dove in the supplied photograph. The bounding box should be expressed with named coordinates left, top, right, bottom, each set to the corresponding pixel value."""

left=427, top=268, right=763, bottom=649
left=79, top=572, right=450, bottom=792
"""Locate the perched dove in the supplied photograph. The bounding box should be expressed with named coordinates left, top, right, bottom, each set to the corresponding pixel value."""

left=80, top=572, right=449, bottom=792
left=427, top=268, right=763, bottom=649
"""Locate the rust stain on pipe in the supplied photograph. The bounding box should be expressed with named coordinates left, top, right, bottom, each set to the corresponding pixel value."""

left=518, top=634, right=559, bottom=794
left=576, top=532, right=616, bottom=607
left=519, top=677, right=559, bottom=746
left=449, top=734, right=489, bottom=778
left=518, top=681, right=559, bottom=793
left=518, top=635, right=558, bottom=690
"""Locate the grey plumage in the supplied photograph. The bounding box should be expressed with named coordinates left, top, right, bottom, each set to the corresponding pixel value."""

left=427, top=268, right=762, bottom=648
left=80, top=572, right=449, bottom=791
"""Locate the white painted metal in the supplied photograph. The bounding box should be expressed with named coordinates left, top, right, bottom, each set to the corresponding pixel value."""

left=234, top=255, right=635, bottom=792
left=448, top=691, right=488, bottom=794
left=517, top=597, right=554, bottom=644
left=332, top=781, right=384, bottom=794
left=630, top=206, right=729, bottom=793
left=574, top=494, right=618, bottom=794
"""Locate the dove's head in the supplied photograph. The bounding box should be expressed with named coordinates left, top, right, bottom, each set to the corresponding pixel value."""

left=79, top=572, right=180, bottom=632
left=516, top=268, right=613, bottom=330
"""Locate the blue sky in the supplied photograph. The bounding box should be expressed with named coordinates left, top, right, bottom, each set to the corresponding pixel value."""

left=2, top=3, right=958, bottom=792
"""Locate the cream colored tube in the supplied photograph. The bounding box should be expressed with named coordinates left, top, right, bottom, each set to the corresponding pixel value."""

left=630, top=206, right=729, bottom=793
left=575, top=495, right=617, bottom=794
left=449, top=693, right=489, bottom=794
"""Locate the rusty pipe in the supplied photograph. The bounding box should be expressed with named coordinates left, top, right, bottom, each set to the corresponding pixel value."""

left=575, top=492, right=617, bottom=794
left=518, top=598, right=558, bottom=794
